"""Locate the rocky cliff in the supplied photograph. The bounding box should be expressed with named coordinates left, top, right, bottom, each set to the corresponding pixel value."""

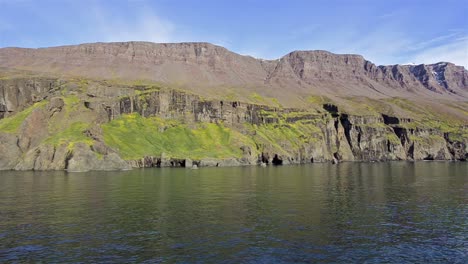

left=0, top=42, right=466, bottom=171
left=1, top=42, right=467, bottom=104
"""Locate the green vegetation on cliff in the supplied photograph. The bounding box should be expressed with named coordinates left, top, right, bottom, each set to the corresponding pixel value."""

left=245, top=121, right=322, bottom=155
left=0, top=73, right=466, bottom=171
left=102, top=113, right=255, bottom=160
left=0, top=101, right=48, bottom=133
left=44, top=122, right=93, bottom=149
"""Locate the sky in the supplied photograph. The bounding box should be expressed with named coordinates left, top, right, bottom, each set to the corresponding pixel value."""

left=0, top=0, right=467, bottom=67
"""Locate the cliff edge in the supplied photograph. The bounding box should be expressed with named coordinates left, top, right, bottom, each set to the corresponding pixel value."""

left=0, top=42, right=466, bottom=171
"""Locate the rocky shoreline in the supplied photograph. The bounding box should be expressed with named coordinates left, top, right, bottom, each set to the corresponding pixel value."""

left=1, top=42, right=467, bottom=172
left=1, top=80, right=465, bottom=172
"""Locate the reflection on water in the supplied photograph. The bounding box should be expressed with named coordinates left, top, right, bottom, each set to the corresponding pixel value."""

left=0, top=162, right=467, bottom=262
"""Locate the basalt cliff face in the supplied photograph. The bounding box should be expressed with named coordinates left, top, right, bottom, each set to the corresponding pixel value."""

left=0, top=42, right=467, bottom=171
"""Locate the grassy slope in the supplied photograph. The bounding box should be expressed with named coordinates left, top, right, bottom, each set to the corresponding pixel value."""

left=101, top=113, right=255, bottom=160
left=0, top=76, right=466, bottom=162
left=0, top=95, right=96, bottom=150
left=44, top=122, right=93, bottom=149
left=100, top=107, right=334, bottom=160
left=0, top=101, right=48, bottom=133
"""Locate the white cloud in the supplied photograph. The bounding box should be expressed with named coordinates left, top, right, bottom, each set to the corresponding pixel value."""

left=81, top=3, right=229, bottom=47
left=377, top=11, right=402, bottom=20
left=90, top=7, right=175, bottom=43
left=321, top=23, right=467, bottom=68
left=407, top=38, right=468, bottom=68
left=331, top=25, right=413, bottom=64
left=407, top=32, right=461, bottom=51
left=82, top=7, right=468, bottom=69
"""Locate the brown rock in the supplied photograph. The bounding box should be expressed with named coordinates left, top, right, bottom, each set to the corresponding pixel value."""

left=0, top=42, right=466, bottom=109
left=18, top=108, right=48, bottom=152
left=0, top=133, right=21, bottom=169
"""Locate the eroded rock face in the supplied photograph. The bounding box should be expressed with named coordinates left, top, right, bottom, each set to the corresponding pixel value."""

left=0, top=42, right=467, bottom=104
left=67, top=143, right=130, bottom=172
left=0, top=42, right=466, bottom=171
left=15, top=144, right=69, bottom=171
left=0, top=83, right=466, bottom=171
left=47, top=97, right=64, bottom=114
left=13, top=142, right=131, bottom=171
left=337, top=115, right=402, bottom=161
left=0, top=133, right=21, bottom=169
left=127, top=156, right=160, bottom=168
left=17, top=108, right=49, bottom=152
left=446, top=138, right=467, bottom=161
left=0, top=77, right=60, bottom=118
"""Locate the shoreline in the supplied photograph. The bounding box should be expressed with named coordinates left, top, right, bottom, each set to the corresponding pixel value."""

left=1, top=159, right=465, bottom=173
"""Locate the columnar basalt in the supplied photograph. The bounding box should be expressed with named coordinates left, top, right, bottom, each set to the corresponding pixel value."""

left=0, top=42, right=467, bottom=171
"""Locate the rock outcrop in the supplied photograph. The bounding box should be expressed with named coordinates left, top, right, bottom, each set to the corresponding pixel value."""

left=1, top=42, right=467, bottom=105
left=0, top=42, right=466, bottom=171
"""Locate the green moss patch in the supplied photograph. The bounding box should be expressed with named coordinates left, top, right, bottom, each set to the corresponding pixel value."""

left=0, top=101, right=48, bottom=133
left=398, top=118, right=467, bottom=142
left=44, top=122, right=94, bottom=149
left=63, top=95, right=81, bottom=114
left=102, top=113, right=254, bottom=160
left=386, top=133, right=401, bottom=144
left=409, top=134, right=446, bottom=146
left=306, top=95, right=329, bottom=105
left=245, top=121, right=322, bottom=155
left=249, top=93, right=266, bottom=104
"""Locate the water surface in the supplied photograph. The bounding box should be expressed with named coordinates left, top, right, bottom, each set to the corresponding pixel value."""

left=0, top=162, right=467, bottom=263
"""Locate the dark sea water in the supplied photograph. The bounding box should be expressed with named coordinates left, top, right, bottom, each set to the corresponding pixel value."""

left=0, top=162, right=467, bottom=263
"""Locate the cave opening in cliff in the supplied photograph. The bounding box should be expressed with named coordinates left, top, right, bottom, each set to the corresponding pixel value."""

left=423, top=155, right=434, bottom=161
left=170, top=160, right=186, bottom=167
left=272, top=154, right=283, bottom=165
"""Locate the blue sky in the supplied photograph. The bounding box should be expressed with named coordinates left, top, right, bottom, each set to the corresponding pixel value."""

left=1, top=0, right=467, bottom=67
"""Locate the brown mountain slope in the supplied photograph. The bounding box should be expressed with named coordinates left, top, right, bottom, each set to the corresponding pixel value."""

left=0, top=42, right=466, bottom=102
left=0, top=42, right=467, bottom=170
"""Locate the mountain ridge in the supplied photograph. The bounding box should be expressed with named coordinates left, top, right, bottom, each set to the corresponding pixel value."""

left=0, top=41, right=467, bottom=171
left=1, top=41, right=466, bottom=105
left=0, top=41, right=463, bottom=68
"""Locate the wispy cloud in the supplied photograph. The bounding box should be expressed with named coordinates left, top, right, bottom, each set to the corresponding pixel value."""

left=318, top=20, right=467, bottom=68
left=407, top=37, right=468, bottom=68
left=331, top=23, right=413, bottom=64
left=89, top=6, right=175, bottom=43
left=377, top=11, right=402, bottom=20
left=408, top=33, right=458, bottom=50
left=79, top=2, right=230, bottom=46
left=1, top=0, right=465, bottom=68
